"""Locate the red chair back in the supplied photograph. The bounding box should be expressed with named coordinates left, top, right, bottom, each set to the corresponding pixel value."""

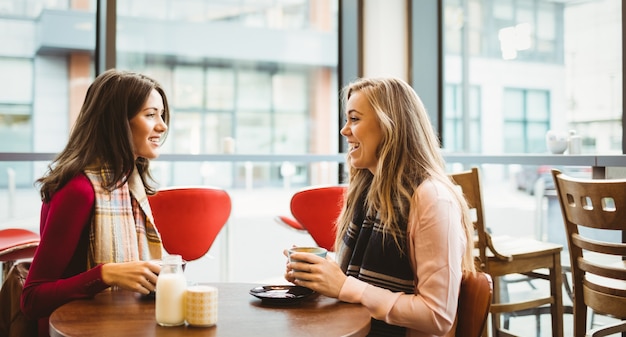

left=290, top=185, right=346, bottom=252
left=0, top=228, right=40, bottom=283
left=149, top=187, right=231, bottom=261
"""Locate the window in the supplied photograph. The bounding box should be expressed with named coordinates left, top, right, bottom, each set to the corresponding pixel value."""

left=443, top=84, right=482, bottom=153
left=502, top=88, right=550, bottom=153
left=444, top=0, right=621, bottom=155
left=116, top=0, right=338, bottom=187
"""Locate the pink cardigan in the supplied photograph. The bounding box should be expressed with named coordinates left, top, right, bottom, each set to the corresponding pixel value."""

left=21, top=174, right=109, bottom=337
left=338, top=179, right=466, bottom=337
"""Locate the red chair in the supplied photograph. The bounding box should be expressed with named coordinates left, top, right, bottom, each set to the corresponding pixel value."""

left=276, top=185, right=346, bottom=252
left=148, top=186, right=232, bottom=262
left=274, top=215, right=307, bottom=232
left=0, top=228, right=40, bottom=283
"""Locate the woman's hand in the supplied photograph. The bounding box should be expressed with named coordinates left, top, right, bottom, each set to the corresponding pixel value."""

left=101, top=261, right=161, bottom=294
left=284, top=251, right=347, bottom=298
left=283, top=249, right=297, bottom=284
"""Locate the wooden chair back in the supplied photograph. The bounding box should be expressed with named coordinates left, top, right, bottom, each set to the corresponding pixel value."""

left=290, top=185, right=347, bottom=252
left=551, top=169, right=626, bottom=337
left=456, top=271, right=493, bottom=337
left=447, top=168, right=495, bottom=271
left=149, top=186, right=232, bottom=262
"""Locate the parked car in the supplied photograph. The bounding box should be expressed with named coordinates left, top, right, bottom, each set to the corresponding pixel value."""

left=515, top=165, right=591, bottom=195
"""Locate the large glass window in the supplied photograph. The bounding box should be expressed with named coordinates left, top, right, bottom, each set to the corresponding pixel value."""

left=0, top=0, right=338, bottom=223
left=444, top=0, right=622, bottom=155
left=116, top=0, right=338, bottom=187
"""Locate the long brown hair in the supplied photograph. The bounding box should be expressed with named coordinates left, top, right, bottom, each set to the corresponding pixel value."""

left=335, top=77, right=475, bottom=273
left=37, top=69, right=170, bottom=202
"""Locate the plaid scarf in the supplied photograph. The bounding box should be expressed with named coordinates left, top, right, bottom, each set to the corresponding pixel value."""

left=84, top=166, right=163, bottom=268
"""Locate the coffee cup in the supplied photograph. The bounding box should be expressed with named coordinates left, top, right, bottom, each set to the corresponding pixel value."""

left=287, top=247, right=328, bottom=266
left=184, top=285, right=218, bottom=327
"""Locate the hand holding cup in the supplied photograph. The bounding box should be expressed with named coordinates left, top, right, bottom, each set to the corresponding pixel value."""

left=284, top=246, right=347, bottom=298
left=287, top=246, right=327, bottom=276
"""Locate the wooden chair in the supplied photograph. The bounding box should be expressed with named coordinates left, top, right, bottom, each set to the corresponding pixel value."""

left=449, top=167, right=564, bottom=337
left=456, top=271, right=493, bottom=337
left=275, top=185, right=347, bottom=252
left=0, top=228, right=40, bottom=283
left=552, top=169, right=626, bottom=337
left=148, top=186, right=232, bottom=262
left=0, top=261, right=36, bottom=337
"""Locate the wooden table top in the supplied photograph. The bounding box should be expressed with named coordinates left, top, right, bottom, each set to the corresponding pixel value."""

left=49, top=283, right=371, bottom=337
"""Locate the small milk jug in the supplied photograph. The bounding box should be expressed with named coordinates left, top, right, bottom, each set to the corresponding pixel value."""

left=155, top=254, right=187, bottom=326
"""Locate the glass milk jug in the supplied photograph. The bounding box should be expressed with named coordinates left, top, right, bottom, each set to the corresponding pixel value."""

left=155, top=254, right=187, bottom=326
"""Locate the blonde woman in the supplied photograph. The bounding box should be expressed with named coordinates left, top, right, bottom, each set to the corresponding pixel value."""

left=286, top=77, right=475, bottom=337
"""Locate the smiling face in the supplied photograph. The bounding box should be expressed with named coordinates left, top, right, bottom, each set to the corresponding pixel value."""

left=129, top=89, right=167, bottom=160
left=340, top=91, right=383, bottom=174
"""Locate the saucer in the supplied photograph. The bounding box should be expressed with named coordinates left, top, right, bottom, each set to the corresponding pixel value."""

left=249, top=285, right=314, bottom=304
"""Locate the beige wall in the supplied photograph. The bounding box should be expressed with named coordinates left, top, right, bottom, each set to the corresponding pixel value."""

left=362, top=0, right=409, bottom=80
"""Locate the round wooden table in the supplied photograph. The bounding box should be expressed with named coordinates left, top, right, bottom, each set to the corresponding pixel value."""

left=49, top=283, right=371, bottom=337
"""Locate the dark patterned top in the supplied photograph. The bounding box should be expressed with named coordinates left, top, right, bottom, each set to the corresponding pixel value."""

left=338, top=194, right=414, bottom=336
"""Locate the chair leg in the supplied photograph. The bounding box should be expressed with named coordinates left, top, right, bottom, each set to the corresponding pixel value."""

left=535, top=313, right=540, bottom=337
left=491, top=276, right=502, bottom=337
left=549, top=255, right=564, bottom=337
left=499, top=278, right=511, bottom=330
left=590, top=310, right=596, bottom=329
left=574, top=303, right=589, bottom=337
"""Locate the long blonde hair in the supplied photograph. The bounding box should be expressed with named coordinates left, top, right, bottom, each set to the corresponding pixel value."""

left=334, top=77, right=475, bottom=273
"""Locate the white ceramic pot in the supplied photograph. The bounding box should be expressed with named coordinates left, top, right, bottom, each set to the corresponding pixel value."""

left=546, top=130, right=568, bottom=154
